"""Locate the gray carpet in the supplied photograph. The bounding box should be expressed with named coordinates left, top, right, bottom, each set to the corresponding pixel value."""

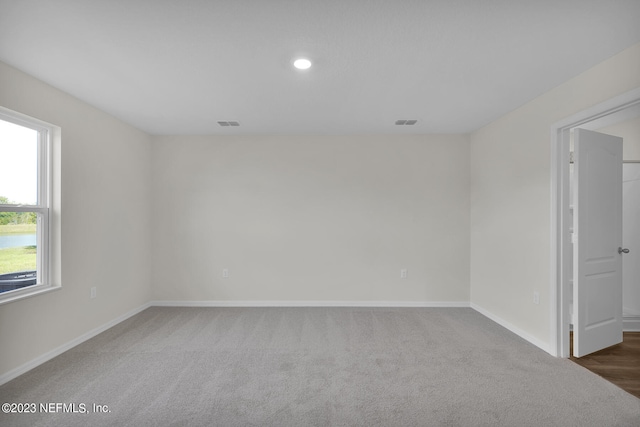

left=1, top=307, right=639, bottom=426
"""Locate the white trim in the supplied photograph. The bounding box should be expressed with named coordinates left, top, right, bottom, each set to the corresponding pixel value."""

left=552, top=88, right=640, bottom=131
left=471, top=303, right=553, bottom=355
left=0, top=302, right=151, bottom=386
left=0, top=106, right=56, bottom=304
left=0, top=284, right=60, bottom=306
left=624, top=317, right=640, bottom=332
left=550, top=124, right=562, bottom=357
left=551, top=87, right=640, bottom=358
left=150, top=300, right=471, bottom=308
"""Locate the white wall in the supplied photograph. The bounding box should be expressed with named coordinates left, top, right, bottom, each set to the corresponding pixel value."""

left=470, top=42, right=640, bottom=351
left=0, top=62, right=152, bottom=378
left=151, top=134, right=470, bottom=303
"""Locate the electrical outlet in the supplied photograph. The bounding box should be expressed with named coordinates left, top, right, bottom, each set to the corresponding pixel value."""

left=533, top=291, right=539, bottom=305
left=400, top=269, right=408, bottom=279
left=222, top=268, right=229, bottom=278
left=90, top=287, right=97, bottom=299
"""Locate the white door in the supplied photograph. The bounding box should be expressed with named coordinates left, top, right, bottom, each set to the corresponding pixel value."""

left=573, top=128, right=624, bottom=357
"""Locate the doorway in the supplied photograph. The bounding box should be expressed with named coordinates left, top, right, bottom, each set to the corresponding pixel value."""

left=568, top=123, right=640, bottom=356
left=595, top=116, right=640, bottom=328
left=622, top=162, right=640, bottom=322
left=551, top=87, right=640, bottom=358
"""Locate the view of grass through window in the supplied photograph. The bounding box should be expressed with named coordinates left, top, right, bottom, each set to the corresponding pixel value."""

left=0, top=223, right=37, bottom=272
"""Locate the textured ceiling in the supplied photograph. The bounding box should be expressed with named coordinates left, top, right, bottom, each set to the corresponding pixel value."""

left=1, top=0, right=640, bottom=135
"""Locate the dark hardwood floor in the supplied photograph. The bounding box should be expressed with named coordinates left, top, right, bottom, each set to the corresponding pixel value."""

left=570, top=332, right=640, bottom=399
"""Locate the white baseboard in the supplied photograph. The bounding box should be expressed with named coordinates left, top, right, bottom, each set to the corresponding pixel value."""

left=0, top=302, right=151, bottom=386
left=624, top=316, right=640, bottom=331
left=150, top=300, right=471, bottom=308
left=471, top=302, right=553, bottom=356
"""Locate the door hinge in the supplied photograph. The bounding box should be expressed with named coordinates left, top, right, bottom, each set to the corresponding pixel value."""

left=569, top=151, right=574, bottom=164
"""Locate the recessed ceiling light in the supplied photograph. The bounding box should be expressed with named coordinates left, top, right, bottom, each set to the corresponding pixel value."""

left=293, top=58, right=312, bottom=70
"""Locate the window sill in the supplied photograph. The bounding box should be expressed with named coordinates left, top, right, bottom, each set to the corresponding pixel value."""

left=0, top=284, right=61, bottom=306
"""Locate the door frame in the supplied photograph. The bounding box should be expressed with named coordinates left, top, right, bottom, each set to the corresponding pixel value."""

left=551, top=87, right=640, bottom=358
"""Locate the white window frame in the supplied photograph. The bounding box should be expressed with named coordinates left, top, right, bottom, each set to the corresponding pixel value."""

left=0, top=108, right=57, bottom=304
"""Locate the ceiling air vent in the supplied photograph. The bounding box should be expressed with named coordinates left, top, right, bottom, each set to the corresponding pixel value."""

left=217, top=121, right=240, bottom=126
left=395, top=120, right=417, bottom=125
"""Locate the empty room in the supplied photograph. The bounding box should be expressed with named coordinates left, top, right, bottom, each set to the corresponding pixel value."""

left=1, top=1, right=640, bottom=426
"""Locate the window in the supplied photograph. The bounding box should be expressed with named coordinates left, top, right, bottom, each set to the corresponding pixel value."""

left=0, top=108, right=55, bottom=303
